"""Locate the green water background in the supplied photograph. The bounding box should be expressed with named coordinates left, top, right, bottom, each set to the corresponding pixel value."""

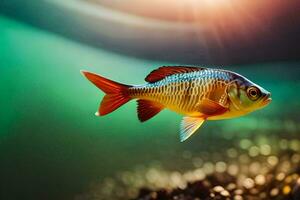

left=0, top=15, right=299, bottom=200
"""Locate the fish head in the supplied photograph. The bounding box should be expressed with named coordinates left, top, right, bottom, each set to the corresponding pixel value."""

left=227, top=76, right=272, bottom=113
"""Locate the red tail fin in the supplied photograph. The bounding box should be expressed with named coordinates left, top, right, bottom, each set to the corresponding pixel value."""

left=81, top=70, right=132, bottom=116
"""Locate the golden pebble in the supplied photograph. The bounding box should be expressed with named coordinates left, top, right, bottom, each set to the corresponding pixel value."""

left=234, top=195, right=243, bottom=200
left=215, top=161, right=227, bottom=173
left=292, top=154, right=300, bottom=163
left=255, top=174, right=266, bottom=185
left=203, top=180, right=211, bottom=188
left=260, top=144, right=271, bottom=156
left=170, top=171, right=185, bottom=188
left=227, top=183, right=236, bottom=191
left=249, top=162, right=260, bottom=174
left=240, top=139, right=252, bottom=149
left=282, top=185, right=291, bottom=195
left=280, top=161, right=291, bottom=173
left=270, top=188, right=279, bottom=196
left=285, top=175, right=293, bottom=183
left=220, top=190, right=230, bottom=197
left=276, top=172, right=286, bottom=181
left=243, top=178, right=255, bottom=189
left=227, top=164, right=239, bottom=176
left=292, top=173, right=299, bottom=180
left=203, top=162, right=214, bottom=175
left=234, top=189, right=243, bottom=195
left=150, top=192, right=157, bottom=198
left=183, top=171, right=195, bottom=182
left=193, top=169, right=206, bottom=181
left=213, top=185, right=225, bottom=193
left=267, top=156, right=279, bottom=166
left=249, top=146, right=260, bottom=157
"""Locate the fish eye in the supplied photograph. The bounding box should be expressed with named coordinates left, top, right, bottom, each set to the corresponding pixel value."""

left=247, top=86, right=261, bottom=100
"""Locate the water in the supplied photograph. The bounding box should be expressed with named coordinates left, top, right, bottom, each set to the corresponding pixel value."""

left=0, top=15, right=300, bottom=200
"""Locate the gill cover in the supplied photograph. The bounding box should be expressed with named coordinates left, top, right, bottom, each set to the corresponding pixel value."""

left=227, top=81, right=242, bottom=110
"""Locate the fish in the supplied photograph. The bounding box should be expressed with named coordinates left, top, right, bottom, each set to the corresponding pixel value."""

left=81, top=66, right=272, bottom=142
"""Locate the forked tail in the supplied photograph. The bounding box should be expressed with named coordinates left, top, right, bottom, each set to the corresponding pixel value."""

left=81, top=70, right=132, bottom=116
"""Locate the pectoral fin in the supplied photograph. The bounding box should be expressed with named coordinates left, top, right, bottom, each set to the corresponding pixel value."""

left=180, top=117, right=205, bottom=142
left=197, top=99, right=228, bottom=116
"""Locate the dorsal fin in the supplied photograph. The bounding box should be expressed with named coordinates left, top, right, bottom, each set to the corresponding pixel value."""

left=145, top=66, right=206, bottom=83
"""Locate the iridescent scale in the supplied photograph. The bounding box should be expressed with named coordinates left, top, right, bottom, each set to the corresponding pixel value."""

left=129, top=69, right=234, bottom=115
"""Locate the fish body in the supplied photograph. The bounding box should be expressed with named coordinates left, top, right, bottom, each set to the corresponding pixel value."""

left=82, top=66, right=271, bottom=141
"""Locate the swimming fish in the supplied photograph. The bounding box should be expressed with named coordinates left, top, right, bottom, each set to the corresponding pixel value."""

left=81, top=66, right=271, bottom=142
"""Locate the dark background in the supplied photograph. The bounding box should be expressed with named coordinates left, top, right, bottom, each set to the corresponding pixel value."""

left=0, top=1, right=300, bottom=200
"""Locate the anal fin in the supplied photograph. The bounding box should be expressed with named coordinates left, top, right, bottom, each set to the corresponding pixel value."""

left=137, top=100, right=164, bottom=122
left=180, top=117, right=205, bottom=142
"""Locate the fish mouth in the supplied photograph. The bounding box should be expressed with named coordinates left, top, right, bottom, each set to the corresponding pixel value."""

left=261, top=93, right=272, bottom=106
